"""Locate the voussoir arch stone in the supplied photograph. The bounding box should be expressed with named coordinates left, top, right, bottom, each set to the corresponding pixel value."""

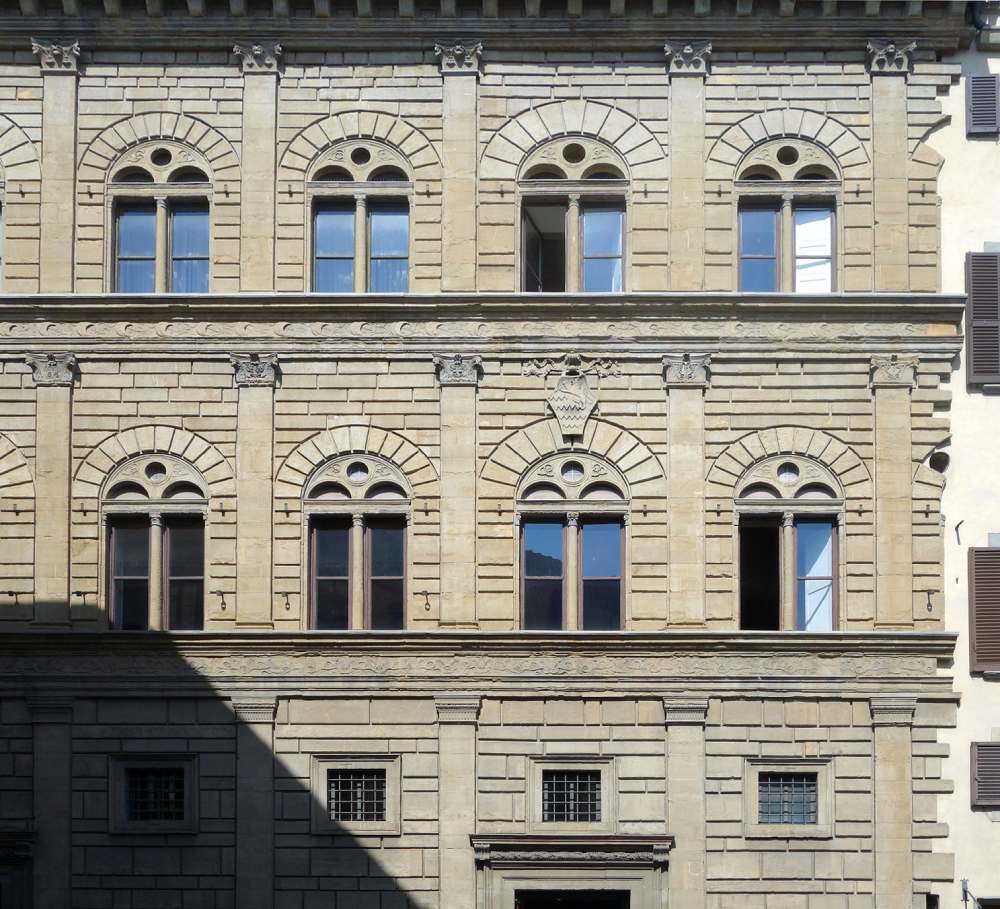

left=73, top=426, right=236, bottom=501
left=0, top=431, right=34, bottom=499
left=706, top=427, right=872, bottom=501
left=480, top=100, right=667, bottom=181
left=275, top=424, right=440, bottom=501
left=0, top=115, right=41, bottom=182
left=706, top=108, right=870, bottom=182
left=480, top=417, right=666, bottom=499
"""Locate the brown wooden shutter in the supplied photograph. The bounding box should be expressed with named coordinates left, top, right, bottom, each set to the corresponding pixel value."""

left=967, top=253, right=1000, bottom=385
left=972, top=742, right=1000, bottom=809
left=968, top=75, right=1000, bottom=135
left=969, top=547, right=1000, bottom=672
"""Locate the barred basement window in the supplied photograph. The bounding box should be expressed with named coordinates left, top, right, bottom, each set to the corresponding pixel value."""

left=109, top=755, right=198, bottom=834
left=126, top=766, right=186, bottom=822
left=327, top=768, right=387, bottom=822
left=758, top=771, right=818, bottom=825
left=542, top=769, right=602, bottom=823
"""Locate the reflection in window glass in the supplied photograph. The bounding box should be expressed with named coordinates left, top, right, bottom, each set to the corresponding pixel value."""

left=314, top=203, right=355, bottom=293
left=110, top=520, right=150, bottom=630
left=369, top=519, right=405, bottom=629
left=794, top=208, right=833, bottom=293
left=165, top=517, right=203, bottom=630
left=739, top=207, right=779, bottom=292
left=795, top=519, right=834, bottom=631
left=581, top=521, right=622, bottom=630
left=170, top=204, right=209, bottom=293
left=582, top=207, right=623, bottom=293
left=369, top=204, right=409, bottom=293
left=116, top=205, right=156, bottom=293
left=313, top=520, right=350, bottom=630
left=523, top=520, right=564, bottom=630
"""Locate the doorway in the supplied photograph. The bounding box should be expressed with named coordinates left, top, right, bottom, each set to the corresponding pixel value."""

left=515, top=891, right=630, bottom=909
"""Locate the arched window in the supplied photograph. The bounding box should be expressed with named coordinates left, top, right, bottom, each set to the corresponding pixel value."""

left=108, top=143, right=212, bottom=294
left=303, top=454, right=410, bottom=631
left=518, top=139, right=628, bottom=294
left=102, top=455, right=208, bottom=631
left=736, top=140, right=840, bottom=293
left=516, top=453, right=629, bottom=631
left=734, top=455, right=843, bottom=632
left=308, top=141, right=412, bottom=294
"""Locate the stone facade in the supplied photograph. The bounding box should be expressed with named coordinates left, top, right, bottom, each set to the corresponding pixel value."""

left=0, top=2, right=979, bottom=907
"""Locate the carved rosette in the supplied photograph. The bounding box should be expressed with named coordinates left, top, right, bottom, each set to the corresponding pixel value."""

left=434, top=354, right=483, bottom=386
left=870, top=354, right=918, bottom=388
left=231, top=700, right=276, bottom=724
left=26, top=353, right=76, bottom=387
left=869, top=697, right=916, bottom=727
left=31, top=39, right=80, bottom=73
left=524, top=354, right=619, bottom=440
left=231, top=353, right=279, bottom=387
left=664, top=39, right=711, bottom=76
left=434, top=41, right=483, bottom=74
left=662, top=697, right=709, bottom=726
left=435, top=695, right=481, bottom=724
left=866, top=39, right=916, bottom=76
left=232, top=41, right=282, bottom=73
left=663, top=353, right=711, bottom=388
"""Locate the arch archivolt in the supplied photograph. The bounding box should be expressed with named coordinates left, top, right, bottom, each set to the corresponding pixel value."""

left=0, top=431, right=34, bottom=500
left=0, top=115, right=41, bottom=291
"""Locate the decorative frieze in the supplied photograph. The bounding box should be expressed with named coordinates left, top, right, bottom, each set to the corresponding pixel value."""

left=662, top=697, right=709, bottom=726
left=870, top=697, right=917, bottom=727
left=30, top=39, right=80, bottom=73
left=231, top=353, right=279, bottom=387
left=663, top=353, right=711, bottom=387
left=870, top=354, right=918, bottom=388
left=231, top=700, right=276, bottom=724
left=664, top=39, right=711, bottom=75
left=434, top=353, right=483, bottom=386
left=434, top=41, right=483, bottom=74
left=866, top=39, right=916, bottom=76
left=26, top=353, right=76, bottom=386
left=524, top=354, right=619, bottom=439
left=232, top=41, right=282, bottom=72
left=435, top=695, right=481, bottom=724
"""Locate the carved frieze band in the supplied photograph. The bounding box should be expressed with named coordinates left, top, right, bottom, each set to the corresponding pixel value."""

left=870, top=354, right=918, bottom=389
left=434, top=353, right=483, bottom=386
left=31, top=38, right=80, bottom=73
left=866, top=39, right=916, bottom=76
left=232, top=41, right=282, bottom=72
left=662, top=697, right=709, bottom=726
left=435, top=695, right=481, bottom=724
left=231, top=353, right=279, bottom=387
left=434, top=41, right=483, bottom=74
left=869, top=697, right=917, bottom=727
left=231, top=700, right=277, bottom=724
left=26, top=353, right=77, bottom=386
left=663, top=353, right=711, bottom=388
left=664, top=39, right=711, bottom=76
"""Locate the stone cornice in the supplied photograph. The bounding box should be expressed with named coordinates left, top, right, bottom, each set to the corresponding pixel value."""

left=472, top=834, right=674, bottom=868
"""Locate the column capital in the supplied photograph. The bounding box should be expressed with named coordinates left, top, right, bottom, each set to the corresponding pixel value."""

left=866, top=39, right=916, bottom=77
left=26, top=352, right=76, bottom=387
left=435, top=695, right=481, bottom=724
left=870, top=354, right=918, bottom=389
left=566, top=511, right=580, bottom=527
left=231, top=699, right=277, bottom=724
left=231, top=353, right=279, bottom=387
left=870, top=697, right=917, bottom=727
left=662, top=697, right=709, bottom=726
left=31, top=38, right=80, bottom=74
left=149, top=512, right=163, bottom=527
left=434, top=41, right=483, bottom=75
left=663, top=353, right=711, bottom=388
left=434, top=354, right=483, bottom=387
left=351, top=513, right=365, bottom=527
left=782, top=511, right=795, bottom=528
left=664, top=39, right=711, bottom=76
left=232, top=41, right=282, bottom=73
left=27, top=693, right=74, bottom=722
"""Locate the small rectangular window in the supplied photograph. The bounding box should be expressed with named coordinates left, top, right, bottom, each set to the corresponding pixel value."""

left=796, top=519, right=835, bottom=631
left=581, top=206, right=623, bottom=293
left=739, top=516, right=781, bottom=631
left=523, top=519, right=564, bottom=630
left=126, top=766, right=186, bottom=822
left=116, top=204, right=156, bottom=293
left=793, top=207, right=833, bottom=293
left=541, top=769, right=602, bottom=823
left=327, top=768, right=387, bottom=822
left=314, top=202, right=355, bottom=293
left=312, top=519, right=351, bottom=630
left=758, top=771, right=818, bottom=825
left=170, top=203, right=210, bottom=293
left=522, top=204, right=566, bottom=292
left=739, top=206, right=779, bottom=292
left=369, top=203, right=409, bottom=293
left=110, top=755, right=197, bottom=833
left=580, top=520, right=622, bottom=630
left=164, top=517, right=204, bottom=630
left=368, top=518, right=405, bottom=630
left=110, top=519, right=150, bottom=630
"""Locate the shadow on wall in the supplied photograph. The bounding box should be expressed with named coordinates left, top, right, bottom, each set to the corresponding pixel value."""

left=0, top=602, right=423, bottom=909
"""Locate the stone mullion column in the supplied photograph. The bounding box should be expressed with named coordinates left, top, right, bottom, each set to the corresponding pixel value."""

left=565, top=512, right=579, bottom=630
left=781, top=193, right=794, bottom=292
left=781, top=511, right=795, bottom=631
left=436, top=696, right=480, bottom=909
left=871, top=355, right=917, bottom=628
left=663, top=355, right=710, bottom=626
left=566, top=194, right=581, bottom=293
left=354, top=194, right=367, bottom=292
left=351, top=513, right=365, bottom=628
left=871, top=698, right=916, bottom=909
left=233, top=699, right=277, bottom=909
left=234, top=42, right=281, bottom=292
left=434, top=355, right=483, bottom=627
left=232, top=355, right=278, bottom=628
left=32, top=40, right=79, bottom=293
left=148, top=513, right=164, bottom=630
left=155, top=196, right=169, bottom=293
left=867, top=40, right=915, bottom=292
left=665, top=41, right=711, bottom=290
left=27, top=354, right=76, bottom=626
left=435, top=42, right=482, bottom=292
left=29, top=695, right=73, bottom=909
left=664, top=698, right=708, bottom=909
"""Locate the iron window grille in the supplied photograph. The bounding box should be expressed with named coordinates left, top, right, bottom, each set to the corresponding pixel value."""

left=541, top=769, right=602, bottom=823
left=125, top=766, right=186, bottom=822
left=327, top=768, right=387, bottom=823
left=758, top=771, right=818, bottom=825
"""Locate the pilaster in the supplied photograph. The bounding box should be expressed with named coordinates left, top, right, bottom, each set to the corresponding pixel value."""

left=27, top=353, right=75, bottom=625
left=32, top=39, right=79, bottom=293
left=434, top=354, right=482, bottom=627
left=663, top=354, right=709, bottom=625
left=234, top=41, right=281, bottom=291
left=435, top=42, right=482, bottom=291
left=232, top=354, right=278, bottom=627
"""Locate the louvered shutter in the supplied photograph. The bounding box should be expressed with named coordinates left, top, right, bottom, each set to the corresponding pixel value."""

left=972, top=743, right=1000, bottom=809
left=969, top=547, right=1000, bottom=672
left=968, top=75, right=1000, bottom=136
left=967, top=254, right=1000, bottom=385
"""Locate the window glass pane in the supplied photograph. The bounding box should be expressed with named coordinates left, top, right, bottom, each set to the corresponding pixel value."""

left=315, top=523, right=349, bottom=577
left=114, top=523, right=149, bottom=576
left=115, top=579, right=149, bottom=631
left=168, top=522, right=203, bottom=577
left=370, top=578, right=405, bottom=629
left=794, top=209, right=832, bottom=257
left=582, top=209, right=623, bottom=257
left=795, top=258, right=832, bottom=293
left=582, top=579, right=621, bottom=631
left=117, top=259, right=156, bottom=294
left=739, top=209, right=777, bottom=256
left=118, top=206, right=156, bottom=258
left=316, top=579, right=349, bottom=630
left=169, top=579, right=204, bottom=630
left=740, top=258, right=777, bottom=293
left=171, top=206, right=209, bottom=258
left=171, top=259, right=209, bottom=294
left=315, top=258, right=354, bottom=294
left=370, top=207, right=409, bottom=257
left=315, top=205, right=355, bottom=257
left=583, top=258, right=623, bottom=293
left=524, top=578, right=563, bottom=630
left=797, top=521, right=833, bottom=577
left=370, top=258, right=408, bottom=294
left=524, top=521, right=563, bottom=577
left=797, top=578, right=833, bottom=631
left=370, top=522, right=404, bottom=577
left=582, top=522, right=621, bottom=577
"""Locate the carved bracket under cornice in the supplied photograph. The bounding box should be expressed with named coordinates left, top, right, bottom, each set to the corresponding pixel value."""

left=870, top=354, right=918, bottom=388
left=231, top=353, right=279, bottom=387
left=663, top=353, right=711, bottom=388
left=31, top=38, right=80, bottom=73
left=232, top=41, right=282, bottom=73
left=26, top=353, right=76, bottom=386
left=664, top=39, right=711, bottom=75
left=434, top=41, right=483, bottom=74
left=866, top=39, right=916, bottom=76
left=434, top=353, right=483, bottom=386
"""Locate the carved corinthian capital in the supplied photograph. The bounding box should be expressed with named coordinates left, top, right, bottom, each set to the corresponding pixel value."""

left=866, top=39, right=916, bottom=76
left=434, top=354, right=483, bottom=386
left=232, top=41, right=282, bottom=73
left=870, top=354, right=918, bottom=388
left=663, top=353, right=711, bottom=388
left=434, top=41, right=483, bottom=74
left=26, top=353, right=76, bottom=386
left=664, top=39, right=711, bottom=76
left=31, top=38, right=80, bottom=73
left=231, top=353, right=279, bottom=387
